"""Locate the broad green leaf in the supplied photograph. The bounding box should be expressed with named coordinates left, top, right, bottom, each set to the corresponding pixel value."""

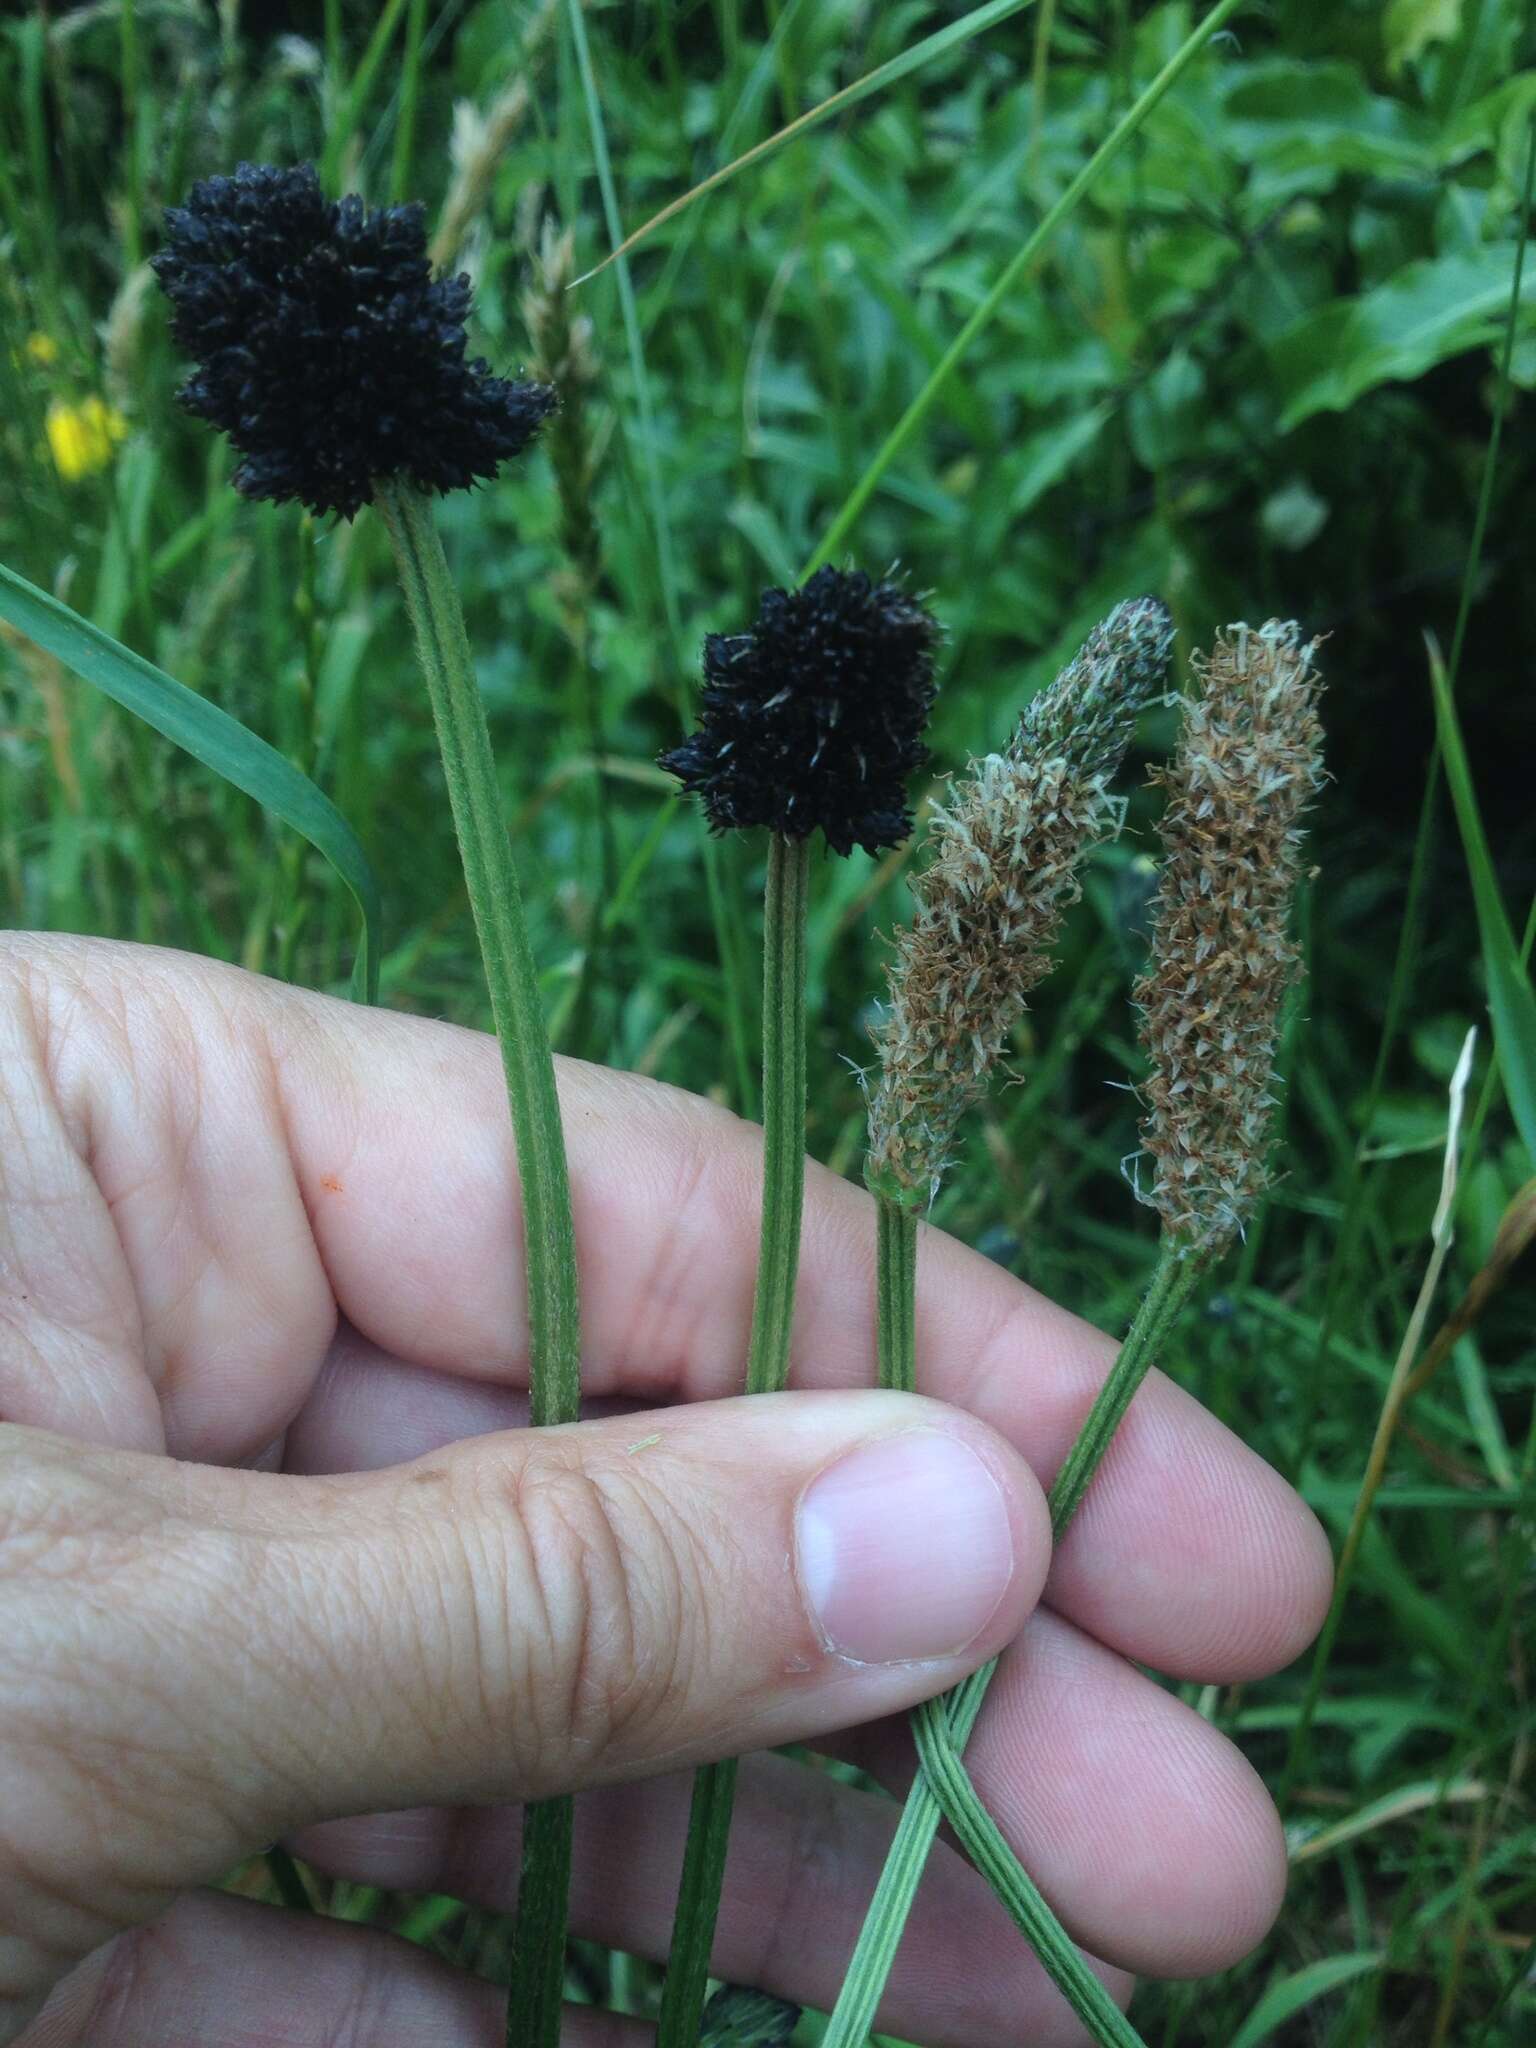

left=1005, top=403, right=1113, bottom=518
left=1271, top=245, right=1536, bottom=427
left=806, top=0, right=1247, bottom=570
left=1230, top=1954, right=1385, bottom=2048
left=0, top=562, right=381, bottom=1003
left=1222, top=59, right=1436, bottom=186
left=1429, top=640, right=1536, bottom=1168
left=1385, top=0, right=1463, bottom=74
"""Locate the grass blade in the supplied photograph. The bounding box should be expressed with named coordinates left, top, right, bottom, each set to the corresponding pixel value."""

left=319, top=0, right=413, bottom=193
left=1428, top=643, right=1536, bottom=1168
left=0, top=562, right=381, bottom=1002
left=573, top=0, right=1039, bottom=284
left=1229, top=1953, right=1386, bottom=2048
left=803, top=0, right=1246, bottom=573
left=565, top=0, right=758, bottom=1115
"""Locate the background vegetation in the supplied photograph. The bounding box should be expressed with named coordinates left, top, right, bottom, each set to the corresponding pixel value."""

left=2, top=1, right=1533, bottom=2042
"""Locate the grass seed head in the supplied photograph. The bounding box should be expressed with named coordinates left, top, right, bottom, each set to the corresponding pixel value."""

left=1133, top=619, right=1325, bottom=1251
left=866, top=596, right=1174, bottom=1203
left=152, top=161, right=556, bottom=519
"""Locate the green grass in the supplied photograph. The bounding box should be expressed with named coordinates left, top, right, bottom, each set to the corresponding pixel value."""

left=2, top=2, right=1534, bottom=2044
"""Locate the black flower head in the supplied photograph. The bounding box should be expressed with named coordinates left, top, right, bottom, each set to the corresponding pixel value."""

left=660, top=567, right=941, bottom=857
left=151, top=161, right=556, bottom=519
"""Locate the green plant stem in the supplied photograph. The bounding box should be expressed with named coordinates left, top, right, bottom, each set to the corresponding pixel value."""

left=1046, top=1249, right=1201, bottom=1536
left=909, top=1696, right=1143, bottom=2048
left=658, top=831, right=812, bottom=2046
left=825, top=1239, right=1202, bottom=2048
left=1291, top=117, right=1536, bottom=1481
left=876, top=1198, right=919, bottom=1393
left=264, top=1842, right=314, bottom=1912
left=656, top=1754, right=740, bottom=2046
left=119, top=0, right=144, bottom=268
left=509, top=1798, right=575, bottom=2048
left=389, top=0, right=429, bottom=203
left=373, top=479, right=580, bottom=2048
left=746, top=833, right=812, bottom=1394
left=565, top=0, right=757, bottom=1115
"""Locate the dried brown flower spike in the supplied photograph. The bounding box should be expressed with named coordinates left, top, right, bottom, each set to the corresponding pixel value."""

left=867, top=596, right=1174, bottom=1205
left=1134, top=619, right=1325, bottom=1251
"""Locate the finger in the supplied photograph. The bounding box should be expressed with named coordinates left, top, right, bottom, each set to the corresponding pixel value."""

left=296, top=1606, right=1285, bottom=2000
left=281, top=1322, right=533, bottom=1471
left=0, top=1399, right=1045, bottom=1985
left=3, top=936, right=1329, bottom=1680
left=16, top=1892, right=642, bottom=2048
left=297, top=1752, right=1134, bottom=2048
left=849, top=1607, right=1288, bottom=1978
left=291, top=1326, right=1329, bottom=1701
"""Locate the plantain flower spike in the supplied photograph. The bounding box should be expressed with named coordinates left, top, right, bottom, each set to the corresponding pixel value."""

left=867, top=596, right=1174, bottom=1207
left=1133, top=619, right=1324, bottom=1252
left=152, top=162, right=555, bottom=519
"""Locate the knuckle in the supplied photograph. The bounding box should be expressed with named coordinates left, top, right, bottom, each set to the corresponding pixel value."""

left=0, top=1435, right=248, bottom=1997
left=448, top=1443, right=701, bottom=1788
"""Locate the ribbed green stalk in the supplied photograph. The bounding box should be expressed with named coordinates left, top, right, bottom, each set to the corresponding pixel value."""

left=909, top=1694, right=1142, bottom=2048
left=656, top=1753, right=740, bottom=2046
left=508, top=1798, right=574, bottom=2048
left=746, top=833, right=812, bottom=1392
left=374, top=480, right=581, bottom=2048
left=1046, top=1249, right=1202, bottom=1538
left=659, top=831, right=812, bottom=2047
left=824, top=1238, right=1201, bottom=2048
left=875, top=1198, right=918, bottom=1393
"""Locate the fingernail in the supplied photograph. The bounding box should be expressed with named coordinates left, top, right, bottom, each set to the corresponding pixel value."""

left=795, top=1430, right=1014, bottom=1665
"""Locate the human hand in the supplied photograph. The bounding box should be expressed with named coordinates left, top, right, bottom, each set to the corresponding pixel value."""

left=0, top=936, right=1329, bottom=2047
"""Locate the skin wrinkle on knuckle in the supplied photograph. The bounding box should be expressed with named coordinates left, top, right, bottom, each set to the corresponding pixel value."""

left=445, top=1444, right=698, bottom=1791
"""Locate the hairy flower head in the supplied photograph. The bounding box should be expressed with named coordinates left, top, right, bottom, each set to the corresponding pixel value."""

left=1134, top=620, right=1324, bottom=1251
left=867, top=596, right=1174, bottom=1203
left=660, top=567, right=941, bottom=857
left=151, top=161, right=555, bottom=518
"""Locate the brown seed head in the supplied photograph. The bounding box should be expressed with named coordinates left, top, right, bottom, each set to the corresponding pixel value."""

left=866, top=597, right=1174, bottom=1205
left=1133, top=619, right=1325, bottom=1251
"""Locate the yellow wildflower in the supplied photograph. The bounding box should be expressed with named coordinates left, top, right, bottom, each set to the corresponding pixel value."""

left=45, top=395, right=129, bottom=482
left=25, top=332, right=60, bottom=365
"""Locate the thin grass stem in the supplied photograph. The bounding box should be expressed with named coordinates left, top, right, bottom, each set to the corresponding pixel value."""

left=909, top=1696, right=1143, bottom=2047
left=565, top=0, right=757, bottom=1114
left=264, top=1843, right=314, bottom=1912
left=1291, top=118, right=1536, bottom=1480
left=875, top=1199, right=918, bottom=1394
left=655, top=1754, right=740, bottom=2048
left=373, top=479, right=580, bottom=2048
left=826, top=1239, right=1201, bottom=2048
left=1285, top=1032, right=1478, bottom=1789
left=659, top=831, right=811, bottom=2045
left=747, top=833, right=812, bottom=1393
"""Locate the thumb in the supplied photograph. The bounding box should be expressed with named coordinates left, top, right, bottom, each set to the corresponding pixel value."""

left=239, top=1389, right=1049, bottom=1815
left=0, top=1392, right=1047, bottom=1878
